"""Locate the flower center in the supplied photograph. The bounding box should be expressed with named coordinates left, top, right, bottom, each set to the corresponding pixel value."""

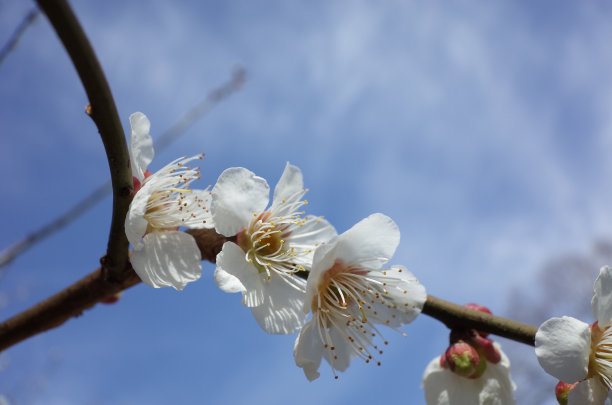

left=311, top=260, right=416, bottom=373
left=589, top=321, right=612, bottom=390
left=143, top=188, right=193, bottom=232
left=236, top=211, right=296, bottom=278
left=137, top=154, right=211, bottom=235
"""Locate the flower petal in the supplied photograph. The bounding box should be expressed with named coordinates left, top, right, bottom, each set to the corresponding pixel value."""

left=270, top=162, right=303, bottom=212
left=323, top=325, right=364, bottom=372
left=211, top=167, right=269, bottom=236
left=422, top=347, right=516, bottom=405
left=307, top=214, right=399, bottom=299
left=215, top=242, right=264, bottom=307
left=124, top=185, right=150, bottom=248
left=335, top=213, right=400, bottom=268
left=535, top=316, right=591, bottom=383
left=288, top=216, right=337, bottom=252
left=592, top=265, right=612, bottom=326
left=214, top=267, right=245, bottom=294
left=250, top=275, right=306, bottom=334
left=368, top=266, right=426, bottom=327
left=422, top=356, right=479, bottom=405
left=129, top=112, right=154, bottom=182
left=568, top=378, right=609, bottom=405
left=182, top=189, right=215, bottom=229
left=130, top=231, right=201, bottom=290
left=480, top=344, right=516, bottom=404
left=293, top=320, right=324, bottom=381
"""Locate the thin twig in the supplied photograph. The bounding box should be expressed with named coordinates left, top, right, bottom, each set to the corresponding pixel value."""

left=36, top=0, right=131, bottom=280
left=0, top=7, right=39, bottom=66
left=0, top=228, right=227, bottom=352
left=0, top=182, right=111, bottom=270
left=0, top=68, right=245, bottom=272
left=422, top=294, right=538, bottom=346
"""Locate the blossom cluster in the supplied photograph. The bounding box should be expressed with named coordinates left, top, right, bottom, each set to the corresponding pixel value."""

left=122, top=112, right=526, bottom=403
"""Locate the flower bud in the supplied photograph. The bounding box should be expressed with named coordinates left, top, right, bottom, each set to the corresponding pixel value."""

left=555, top=381, right=577, bottom=405
left=444, top=341, right=481, bottom=378
left=471, top=334, right=501, bottom=364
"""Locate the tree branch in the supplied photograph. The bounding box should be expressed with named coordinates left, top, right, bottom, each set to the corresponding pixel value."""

left=0, top=7, right=39, bottom=66
left=0, top=265, right=140, bottom=352
left=422, top=294, right=538, bottom=346
left=0, top=228, right=227, bottom=352
left=36, top=0, right=132, bottom=280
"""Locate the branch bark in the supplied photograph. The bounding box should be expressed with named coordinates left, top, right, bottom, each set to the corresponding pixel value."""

left=422, top=294, right=538, bottom=346
left=0, top=228, right=227, bottom=352
left=36, top=0, right=132, bottom=280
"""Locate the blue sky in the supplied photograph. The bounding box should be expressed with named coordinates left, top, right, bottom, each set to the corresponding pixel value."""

left=1, top=1, right=612, bottom=404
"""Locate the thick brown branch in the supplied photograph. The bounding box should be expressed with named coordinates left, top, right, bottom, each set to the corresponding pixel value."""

left=36, top=0, right=132, bottom=280
left=0, top=229, right=227, bottom=351
left=0, top=266, right=140, bottom=352
left=422, top=294, right=538, bottom=346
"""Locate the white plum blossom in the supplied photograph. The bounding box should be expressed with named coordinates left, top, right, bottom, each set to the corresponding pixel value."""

left=124, top=112, right=213, bottom=290
left=535, top=265, right=612, bottom=405
left=422, top=343, right=516, bottom=405
left=293, top=213, right=426, bottom=381
left=211, top=163, right=336, bottom=334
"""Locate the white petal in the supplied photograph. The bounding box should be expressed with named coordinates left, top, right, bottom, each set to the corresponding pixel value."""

left=214, top=267, right=245, bottom=294
left=307, top=214, right=399, bottom=300
left=323, top=325, right=364, bottom=372
left=270, top=163, right=303, bottom=211
left=592, top=265, right=612, bottom=326
left=211, top=167, right=269, bottom=236
left=479, top=344, right=516, bottom=405
left=335, top=213, right=400, bottom=268
left=535, top=316, right=591, bottom=383
left=368, top=267, right=426, bottom=327
left=124, top=186, right=150, bottom=248
left=215, top=242, right=264, bottom=307
left=293, top=320, right=324, bottom=381
left=129, top=112, right=154, bottom=182
left=288, top=216, right=337, bottom=252
left=130, top=231, right=201, bottom=290
left=182, top=189, right=215, bottom=229
left=568, top=379, right=609, bottom=405
left=250, top=275, right=307, bottom=334
left=422, top=357, right=479, bottom=405
left=307, top=236, right=340, bottom=300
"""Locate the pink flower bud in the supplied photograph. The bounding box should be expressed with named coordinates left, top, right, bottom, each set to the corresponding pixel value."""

left=471, top=334, right=501, bottom=364
left=555, top=381, right=578, bottom=405
left=444, top=341, right=481, bottom=378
